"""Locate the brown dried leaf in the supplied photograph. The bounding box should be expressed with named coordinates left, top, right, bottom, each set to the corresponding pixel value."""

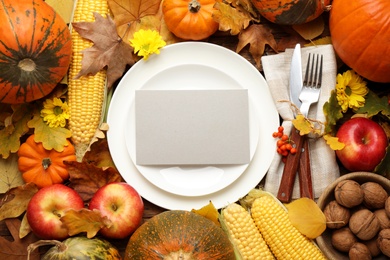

left=285, top=197, right=326, bottom=239
left=72, top=13, right=135, bottom=88
left=0, top=183, right=38, bottom=221
left=83, top=138, right=116, bottom=169
left=236, top=24, right=278, bottom=68
left=292, top=16, right=325, bottom=41
left=108, top=0, right=162, bottom=42
left=213, top=1, right=252, bottom=35
left=60, top=208, right=112, bottom=238
left=66, top=161, right=123, bottom=201
left=0, top=218, right=40, bottom=260
left=0, top=154, right=25, bottom=194
left=19, top=214, right=32, bottom=239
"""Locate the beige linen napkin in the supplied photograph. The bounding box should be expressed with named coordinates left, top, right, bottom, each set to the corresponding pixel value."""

left=261, top=44, right=340, bottom=199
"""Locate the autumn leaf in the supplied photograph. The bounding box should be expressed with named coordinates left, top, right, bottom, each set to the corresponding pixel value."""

left=375, top=145, right=390, bottom=178
left=66, top=161, right=123, bottom=201
left=72, top=13, right=135, bottom=88
left=323, top=90, right=344, bottom=135
left=83, top=137, right=116, bottom=169
left=191, top=201, right=220, bottom=226
left=84, top=123, right=109, bottom=155
left=108, top=0, right=163, bottom=43
left=60, top=208, right=112, bottom=238
left=0, top=104, right=32, bottom=159
left=356, top=90, right=390, bottom=119
left=323, top=134, right=345, bottom=151
left=27, top=114, right=72, bottom=152
left=0, top=183, right=38, bottom=221
left=0, top=218, right=40, bottom=260
left=236, top=24, right=278, bottom=68
left=0, top=154, right=25, bottom=193
left=213, top=1, right=253, bottom=35
left=285, top=197, right=326, bottom=239
left=292, top=114, right=314, bottom=135
left=292, top=16, right=325, bottom=41
left=305, top=36, right=332, bottom=46
left=19, top=214, right=32, bottom=239
left=45, top=0, right=74, bottom=23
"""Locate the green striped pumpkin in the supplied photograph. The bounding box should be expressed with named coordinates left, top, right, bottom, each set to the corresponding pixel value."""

left=0, top=0, right=71, bottom=104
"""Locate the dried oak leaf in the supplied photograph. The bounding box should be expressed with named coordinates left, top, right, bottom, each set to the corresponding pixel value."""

left=0, top=183, right=38, bottom=222
left=60, top=208, right=111, bottom=238
left=285, top=197, right=326, bottom=239
left=236, top=24, right=278, bottom=68
left=66, top=161, right=123, bottom=202
left=213, top=1, right=253, bottom=35
left=0, top=218, right=40, bottom=260
left=72, top=12, right=135, bottom=88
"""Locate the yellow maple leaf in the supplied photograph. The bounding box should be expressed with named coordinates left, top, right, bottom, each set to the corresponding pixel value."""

left=285, top=197, right=326, bottom=239
left=191, top=201, right=220, bottom=226
left=60, top=208, right=112, bottom=238
left=213, top=1, right=252, bottom=35
left=323, top=134, right=345, bottom=150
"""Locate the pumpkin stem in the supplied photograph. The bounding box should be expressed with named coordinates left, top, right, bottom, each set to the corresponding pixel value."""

left=42, top=158, right=52, bottom=170
left=18, top=58, right=37, bottom=72
left=188, top=0, right=201, bottom=13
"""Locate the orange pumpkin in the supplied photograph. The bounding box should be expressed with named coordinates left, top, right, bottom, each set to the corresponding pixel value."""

left=330, top=0, right=390, bottom=83
left=125, top=210, right=235, bottom=259
left=251, top=0, right=331, bottom=25
left=0, top=0, right=72, bottom=104
left=162, top=0, right=219, bottom=40
left=18, top=135, right=76, bottom=188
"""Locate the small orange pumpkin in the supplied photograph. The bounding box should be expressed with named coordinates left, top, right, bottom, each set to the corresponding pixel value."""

left=251, top=0, right=331, bottom=25
left=330, top=0, right=390, bottom=83
left=18, top=135, right=76, bottom=188
left=0, top=0, right=72, bottom=104
left=162, top=0, right=219, bottom=40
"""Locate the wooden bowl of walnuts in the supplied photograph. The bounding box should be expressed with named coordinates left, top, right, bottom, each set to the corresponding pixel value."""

left=316, top=172, right=390, bottom=260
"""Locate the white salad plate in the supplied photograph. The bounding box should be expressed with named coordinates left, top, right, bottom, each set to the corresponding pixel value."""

left=107, top=42, right=279, bottom=210
left=124, top=64, right=260, bottom=197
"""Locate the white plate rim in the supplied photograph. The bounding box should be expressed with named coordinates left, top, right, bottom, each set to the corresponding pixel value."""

left=107, top=42, right=279, bottom=210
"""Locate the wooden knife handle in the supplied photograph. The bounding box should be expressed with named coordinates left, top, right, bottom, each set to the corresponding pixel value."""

left=277, top=126, right=305, bottom=203
left=298, top=138, right=313, bottom=199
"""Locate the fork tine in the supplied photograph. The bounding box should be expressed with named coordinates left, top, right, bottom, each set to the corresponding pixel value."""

left=317, top=55, right=323, bottom=88
left=303, top=53, right=311, bottom=86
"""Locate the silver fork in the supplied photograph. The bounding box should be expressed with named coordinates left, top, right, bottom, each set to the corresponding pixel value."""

left=299, top=53, right=323, bottom=117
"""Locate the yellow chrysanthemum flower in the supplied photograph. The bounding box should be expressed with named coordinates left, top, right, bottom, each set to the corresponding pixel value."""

left=41, top=97, right=69, bottom=128
left=336, top=70, right=369, bottom=112
left=130, top=29, right=166, bottom=60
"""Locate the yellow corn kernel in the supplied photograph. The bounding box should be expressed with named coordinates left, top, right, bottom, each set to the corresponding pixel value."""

left=221, top=203, right=275, bottom=260
left=251, top=194, right=326, bottom=260
left=68, top=0, right=109, bottom=161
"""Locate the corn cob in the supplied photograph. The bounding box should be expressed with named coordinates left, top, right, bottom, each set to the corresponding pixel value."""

left=251, top=192, right=326, bottom=260
left=68, top=0, right=109, bottom=161
left=220, top=203, right=275, bottom=260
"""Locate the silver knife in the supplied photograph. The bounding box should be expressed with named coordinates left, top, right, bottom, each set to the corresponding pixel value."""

left=277, top=44, right=313, bottom=202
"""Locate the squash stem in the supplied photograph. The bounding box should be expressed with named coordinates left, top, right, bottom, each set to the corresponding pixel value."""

left=42, top=158, right=52, bottom=170
left=27, top=240, right=67, bottom=260
left=188, top=0, right=201, bottom=13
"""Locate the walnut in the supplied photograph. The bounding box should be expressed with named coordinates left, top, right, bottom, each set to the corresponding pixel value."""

left=385, top=196, right=390, bottom=218
left=348, top=242, right=372, bottom=260
left=377, top=229, right=390, bottom=257
left=335, top=180, right=364, bottom=208
left=362, top=237, right=381, bottom=257
left=374, top=209, right=390, bottom=229
left=324, top=200, right=351, bottom=229
left=331, top=227, right=357, bottom=253
left=361, top=182, right=388, bottom=209
left=349, top=209, right=380, bottom=240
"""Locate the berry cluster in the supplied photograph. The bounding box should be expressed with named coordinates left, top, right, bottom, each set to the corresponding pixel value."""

left=272, top=126, right=297, bottom=162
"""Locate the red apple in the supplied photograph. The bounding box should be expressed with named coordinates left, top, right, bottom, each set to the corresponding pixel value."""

left=336, top=117, right=388, bottom=172
left=89, top=182, right=144, bottom=239
left=26, top=184, right=84, bottom=240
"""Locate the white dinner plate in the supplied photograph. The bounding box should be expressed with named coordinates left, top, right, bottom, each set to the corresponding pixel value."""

left=107, top=42, right=279, bottom=210
left=124, top=64, right=260, bottom=197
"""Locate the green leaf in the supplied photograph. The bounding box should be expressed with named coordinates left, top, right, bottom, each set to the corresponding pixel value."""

left=0, top=104, right=33, bottom=159
left=323, top=90, right=344, bottom=135
left=374, top=145, right=390, bottom=178
left=356, top=90, right=390, bottom=118
left=27, top=114, right=71, bottom=152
